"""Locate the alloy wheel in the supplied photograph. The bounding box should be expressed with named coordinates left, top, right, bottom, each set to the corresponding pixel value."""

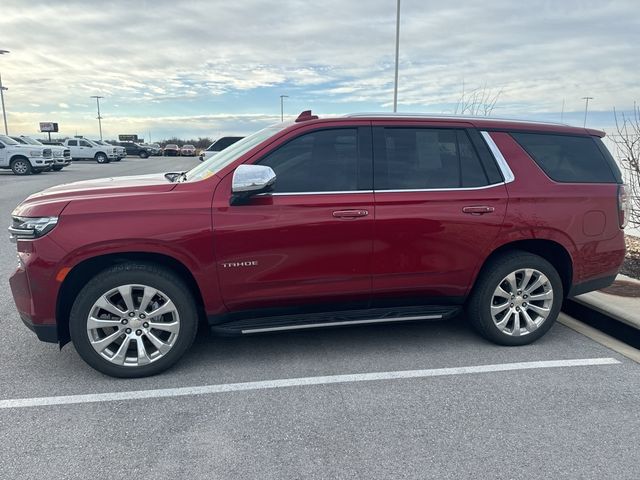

left=86, top=284, right=180, bottom=367
left=490, top=268, right=553, bottom=336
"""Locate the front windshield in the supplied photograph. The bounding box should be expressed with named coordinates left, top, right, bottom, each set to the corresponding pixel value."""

left=186, top=124, right=286, bottom=182
left=0, top=135, right=19, bottom=145
left=21, top=137, right=42, bottom=146
left=94, top=140, right=106, bottom=145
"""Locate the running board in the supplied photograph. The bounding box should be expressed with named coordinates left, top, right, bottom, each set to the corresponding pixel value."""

left=210, top=305, right=461, bottom=336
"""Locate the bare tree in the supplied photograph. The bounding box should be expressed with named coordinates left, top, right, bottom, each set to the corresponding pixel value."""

left=612, top=102, right=640, bottom=228
left=454, top=82, right=502, bottom=116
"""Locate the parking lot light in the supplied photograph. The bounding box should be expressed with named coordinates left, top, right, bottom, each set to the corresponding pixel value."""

left=0, top=50, right=9, bottom=135
left=90, top=95, right=104, bottom=140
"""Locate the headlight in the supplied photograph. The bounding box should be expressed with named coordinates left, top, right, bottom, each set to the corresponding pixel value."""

left=8, top=216, right=58, bottom=242
left=29, top=150, right=42, bottom=157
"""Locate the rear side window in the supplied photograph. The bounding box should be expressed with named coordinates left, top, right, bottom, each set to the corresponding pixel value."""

left=258, top=128, right=362, bottom=193
left=68, top=140, right=77, bottom=146
left=213, top=137, right=242, bottom=151
left=374, top=128, right=492, bottom=190
left=511, top=132, right=618, bottom=183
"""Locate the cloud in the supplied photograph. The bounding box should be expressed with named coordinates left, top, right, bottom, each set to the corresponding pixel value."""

left=0, top=0, right=638, bottom=138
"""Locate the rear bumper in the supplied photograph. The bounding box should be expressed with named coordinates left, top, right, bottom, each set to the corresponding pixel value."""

left=568, top=274, right=617, bottom=297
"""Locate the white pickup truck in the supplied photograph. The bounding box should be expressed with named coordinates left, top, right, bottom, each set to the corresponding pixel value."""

left=0, top=134, right=55, bottom=175
left=11, top=136, right=71, bottom=171
left=63, top=137, right=118, bottom=163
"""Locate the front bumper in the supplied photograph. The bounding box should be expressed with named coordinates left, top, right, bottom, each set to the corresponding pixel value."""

left=9, top=236, right=67, bottom=344
left=20, top=313, right=58, bottom=343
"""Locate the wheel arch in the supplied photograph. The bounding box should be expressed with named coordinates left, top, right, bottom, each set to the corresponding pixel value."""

left=473, top=239, right=573, bottom=297
left=56, top=252, right=207, bottom=346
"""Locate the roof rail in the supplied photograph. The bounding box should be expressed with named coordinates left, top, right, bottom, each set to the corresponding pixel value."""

left=295, top=110, right=319, bottom=122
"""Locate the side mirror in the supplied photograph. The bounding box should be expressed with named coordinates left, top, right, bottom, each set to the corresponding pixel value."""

left=231, top=164, right=276, bottom=205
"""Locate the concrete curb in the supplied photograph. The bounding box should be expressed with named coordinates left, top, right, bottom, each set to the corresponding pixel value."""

left=571, top=274, right=640, bottom=330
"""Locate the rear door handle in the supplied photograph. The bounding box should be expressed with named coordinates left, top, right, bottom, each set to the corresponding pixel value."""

left=462, top=206, right=495, bottom=215
left=332, top=209, right=369, bottom=218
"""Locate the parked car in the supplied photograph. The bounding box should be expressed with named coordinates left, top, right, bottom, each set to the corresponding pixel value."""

left=0, top=134, right=54, bottom=175
left=63, top=138, right=118, bottom=163
left=115, top=142, right=151, bottom=159
left=8, top=111, right=628, bottom=377
left=95, top=140, right=126, bottom=161
left=199, top=136, right=244, bottom=161
left=163, top=144, right=180, bottom=156
left=180, top=144, right=196, bottom=156
left=141, top=143, right=162, bottom=156
left=11, top=136, right=71, bottom=171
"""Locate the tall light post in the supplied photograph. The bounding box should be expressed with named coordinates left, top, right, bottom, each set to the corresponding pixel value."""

left=0, top=49, right=10, bottom=135
left=582, top=96, right=593, bottom=127
left=393, top=0, right=401, bottom=113
left=280, top=95, right=288, bottom=122
left=90, top=95, right=104, bottom=140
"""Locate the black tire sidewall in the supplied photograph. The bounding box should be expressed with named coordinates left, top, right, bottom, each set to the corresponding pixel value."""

left=95, top=153, right=107, bottom=163
left=11, top=158, right=32, bottom=175
left=69, top=263, right=198, bottom=378
left=467, top=252, right=564, bottom=346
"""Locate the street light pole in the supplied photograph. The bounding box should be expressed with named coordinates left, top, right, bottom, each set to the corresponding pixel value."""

left=90, top=95, right=104, bottom=140
left=0, top=49, right=10, bottom=135
left=582, top=96, right=593, bottom=127
left=280, top=95, right=288, bottom=122
left=393, top=0, right=401, bottom=113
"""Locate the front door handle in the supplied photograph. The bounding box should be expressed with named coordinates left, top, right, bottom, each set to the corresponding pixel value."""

left=332, top=209, right=369, bottom=218
left=462, top=206, right=495, bottom=215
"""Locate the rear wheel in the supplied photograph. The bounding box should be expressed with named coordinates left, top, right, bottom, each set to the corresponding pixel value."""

left=466, top=251, right=563, bottom=346
left=10, top=157, right=32, bottom=175
left=69, top=263, right=198, bottom=378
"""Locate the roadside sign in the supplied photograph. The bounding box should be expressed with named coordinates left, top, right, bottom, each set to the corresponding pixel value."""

left=39, top=122, right=59, bottom=132
left=118, top=134, right=138, bottom=141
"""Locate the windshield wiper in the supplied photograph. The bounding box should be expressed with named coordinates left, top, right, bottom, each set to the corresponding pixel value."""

left=164, top=171, right=185, bottom=182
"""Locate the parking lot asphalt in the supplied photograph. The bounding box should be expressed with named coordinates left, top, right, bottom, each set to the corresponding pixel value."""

left=1, top=157, right=639, bottom=479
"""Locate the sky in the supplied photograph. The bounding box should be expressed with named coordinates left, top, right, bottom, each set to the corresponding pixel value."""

left=0, top=0, right=638, bottom=142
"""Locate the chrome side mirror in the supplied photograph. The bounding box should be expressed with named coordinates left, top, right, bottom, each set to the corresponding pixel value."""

left=231, top=164, right=276, bottom=204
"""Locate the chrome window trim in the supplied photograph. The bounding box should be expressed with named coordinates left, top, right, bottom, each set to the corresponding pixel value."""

left=258, top=190, right=374, bottom=197
left=375, top=184, right=504, bottom=193
left=480, top=131, right=515, bottom=184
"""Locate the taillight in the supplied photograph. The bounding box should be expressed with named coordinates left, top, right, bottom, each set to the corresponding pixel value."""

left=618, top=184, right=629, bottom=228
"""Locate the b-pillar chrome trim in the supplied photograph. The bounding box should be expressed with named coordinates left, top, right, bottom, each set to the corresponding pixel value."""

left=480, top=131, right=515, bottom=184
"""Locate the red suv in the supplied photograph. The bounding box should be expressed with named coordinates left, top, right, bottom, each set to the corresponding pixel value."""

left=9, top=111, right=628, bottom=377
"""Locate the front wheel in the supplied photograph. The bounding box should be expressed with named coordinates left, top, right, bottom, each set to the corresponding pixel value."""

left=10, top=158, right=32, bottom=175
left=95, top=153, right=109, bottom=164
left=52, top=166, right=63, bottom=171
left=139, top=151, right=149, bottom=159
left=69, top=263, right=198, bottom=378
left=466, top=251, right=563, bottom=346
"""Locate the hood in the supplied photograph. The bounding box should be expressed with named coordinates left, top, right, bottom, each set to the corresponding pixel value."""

left=13, top=173, right=177, bottom=217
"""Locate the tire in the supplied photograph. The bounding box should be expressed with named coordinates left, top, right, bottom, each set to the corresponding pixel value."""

left=32, top=169, right=43, bottom=174
left=139, top=151, right=149, bottom=159
left=52, top=166, right=63, bottom=171
left=69, top=263, right=199, bottom=378
left=114, top=158, right=121, bottom=162
left=10, top=157, right=32, bottom=175
left=95, top=153, right=109, bottom=164
left=466, top=250, right=563, bottom=346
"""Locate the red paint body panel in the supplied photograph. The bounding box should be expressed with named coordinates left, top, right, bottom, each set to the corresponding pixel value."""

left=213, top=175, right=374, bottom=311
left=372, top=184, right=508, bottom=299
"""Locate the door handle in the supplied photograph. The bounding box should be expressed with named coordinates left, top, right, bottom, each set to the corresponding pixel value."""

left=462, top=206, right=495, bottom=215
left=332, top=209, right=369, bottom=218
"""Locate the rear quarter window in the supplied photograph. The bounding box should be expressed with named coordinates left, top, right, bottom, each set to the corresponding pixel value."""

left=511, top=132, right=619, bottom=183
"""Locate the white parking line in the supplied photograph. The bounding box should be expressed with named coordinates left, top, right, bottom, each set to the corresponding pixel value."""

left=0, top=357, right=620, bottom=410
